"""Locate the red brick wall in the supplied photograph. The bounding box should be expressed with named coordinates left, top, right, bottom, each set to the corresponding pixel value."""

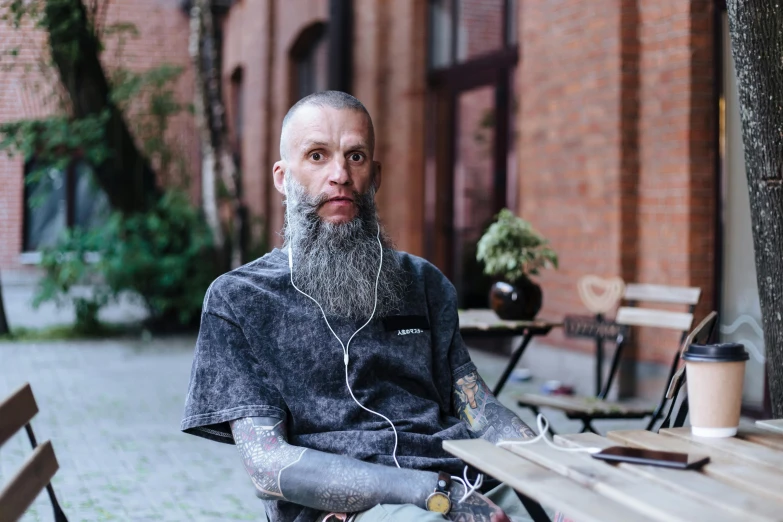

left=0, top=0, right=197, bottom=271
left=634, top=0, right=716, bottom=361
left=220, top=0, right=277, bottom=246
left=516, top=0, right=717, bottom=364
left=0, top=14, right=50, bottom=269
left=517, top=0, right=625, bottom=351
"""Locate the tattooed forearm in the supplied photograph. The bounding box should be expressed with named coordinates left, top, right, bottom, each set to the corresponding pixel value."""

left=454, top=371, right=536, bottom=443
left=230, top=416, right=437, bottom=512
left=231, top=417, right=307, bottom=499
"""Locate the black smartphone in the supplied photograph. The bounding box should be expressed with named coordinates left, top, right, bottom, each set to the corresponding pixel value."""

left=591, top=446, right=710, bottom=470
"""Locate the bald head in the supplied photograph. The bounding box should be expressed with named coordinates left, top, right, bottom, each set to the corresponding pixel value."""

left=279, top=91, right=375, bottom=161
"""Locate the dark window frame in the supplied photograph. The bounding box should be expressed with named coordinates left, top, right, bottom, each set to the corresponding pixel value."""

left=22, top=158, right=76, bottom=253
left=425, top=0, right=519, bottom=294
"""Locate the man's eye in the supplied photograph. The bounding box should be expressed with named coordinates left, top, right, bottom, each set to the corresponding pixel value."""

left=350, top=153, right=363, bottom=162
left=311, top=152, right=322, bottom=161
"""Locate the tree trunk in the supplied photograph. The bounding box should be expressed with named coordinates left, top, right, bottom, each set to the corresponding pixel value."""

left=44, top=0, right=159, bottom=214
left=0, top=272, right=10, bottom=336
left=189, top=4, right=224, bottom=252
left=726, top=1, right=783, bottom=416
left=191, top=0, right=244, bottom=269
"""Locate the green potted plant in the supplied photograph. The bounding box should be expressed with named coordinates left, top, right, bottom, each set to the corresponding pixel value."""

left=476, top=208, right=558, bottom=320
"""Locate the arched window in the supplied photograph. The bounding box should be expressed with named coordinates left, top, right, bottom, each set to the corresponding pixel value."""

left=290, top=22, right=329, bottom=102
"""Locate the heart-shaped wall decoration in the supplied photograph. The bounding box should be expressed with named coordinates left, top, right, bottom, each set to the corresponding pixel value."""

left=577, top=275, right=626, bottom=314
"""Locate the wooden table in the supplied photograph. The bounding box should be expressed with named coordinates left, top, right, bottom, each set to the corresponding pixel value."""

left=444, top=421, right=783, bottom=522
left=458, top=309, right=561, bottom=396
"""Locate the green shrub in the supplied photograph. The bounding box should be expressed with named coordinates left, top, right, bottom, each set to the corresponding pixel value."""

left=34, top=228, right=112, bottom=334
left=101, top=190, right=215, bottom=327
left=35, top=190, right=216, bottom=331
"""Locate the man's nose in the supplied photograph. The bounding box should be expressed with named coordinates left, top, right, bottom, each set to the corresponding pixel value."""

left=327, top=157, right=352, bottom=186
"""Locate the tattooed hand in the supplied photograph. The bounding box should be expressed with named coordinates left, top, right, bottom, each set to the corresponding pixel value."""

left=448, top=484, right=511, bottom=522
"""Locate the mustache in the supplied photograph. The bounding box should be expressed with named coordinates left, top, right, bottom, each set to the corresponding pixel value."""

left=296, top=191, right=360, bottom=211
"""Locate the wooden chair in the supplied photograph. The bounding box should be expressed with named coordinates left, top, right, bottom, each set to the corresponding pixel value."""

left=657, top=311, right=720, bottom=430
left=0, top=383, right=68, bottom=522
left=515, top=283, right=702, bottom=434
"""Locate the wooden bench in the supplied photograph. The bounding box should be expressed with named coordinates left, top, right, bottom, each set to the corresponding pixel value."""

left=0, top=383, right=68, bottom=522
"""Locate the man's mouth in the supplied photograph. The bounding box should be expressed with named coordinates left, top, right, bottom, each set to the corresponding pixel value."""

left=323, top=196, right=355, bottom=206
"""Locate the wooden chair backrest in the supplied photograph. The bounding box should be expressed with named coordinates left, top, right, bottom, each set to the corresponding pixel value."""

left=615, top=307, right=694, bottom=331
left=0, top=383, right=60, bottom=522
left=616, top=283, right=701, bottom=332
left=623, top=284, right=701, bottom=306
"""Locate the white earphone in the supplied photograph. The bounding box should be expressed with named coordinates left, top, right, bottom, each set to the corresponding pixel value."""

left=286, top=192, right=401, bottom=468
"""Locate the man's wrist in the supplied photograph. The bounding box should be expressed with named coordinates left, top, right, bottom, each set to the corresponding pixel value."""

left=422, top=472, right=467, bottom=513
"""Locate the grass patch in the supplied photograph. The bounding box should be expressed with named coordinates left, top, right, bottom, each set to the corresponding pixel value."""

left=0, top=322, right=141, bottom=342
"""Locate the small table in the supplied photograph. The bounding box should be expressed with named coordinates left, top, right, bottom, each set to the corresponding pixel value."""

left=444, top=422, right=783, bottom=522
left=458, top=309, right=561, bottom=396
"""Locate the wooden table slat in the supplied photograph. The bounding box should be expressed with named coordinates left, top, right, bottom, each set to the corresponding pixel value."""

left=557, top=432, right=783, bottom=521
left=609, top=430, right=783, bottom=502
left=756, top=419, right=783, bottom=434
left=443, top=439, right=658, bottom=522
left=503, top=440, right=741, bottom=522
left=516, top=393, right=651, bottom=415
left=458, top=309, right=560, bottom=332
left=661, top=427, right=783, bottom=469
left=737, top=426, right=783, bottom=451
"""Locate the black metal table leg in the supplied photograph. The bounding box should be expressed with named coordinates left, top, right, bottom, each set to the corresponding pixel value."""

left=580, top=420, right=599, bottom=434
left=493, top=331, right=535, bottom=396
left=595, top=313, right=604, bottom=396
left=516, top=491, right=552, bottom=522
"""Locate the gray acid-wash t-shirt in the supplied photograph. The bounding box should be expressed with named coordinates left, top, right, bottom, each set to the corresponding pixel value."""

left=181, top=248, right=478, bottom=522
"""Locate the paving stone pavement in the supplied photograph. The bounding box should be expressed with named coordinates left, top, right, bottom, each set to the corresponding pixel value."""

left=0, top=336, right=652, bottom=522
left=0, top=337, right=262, bottom=522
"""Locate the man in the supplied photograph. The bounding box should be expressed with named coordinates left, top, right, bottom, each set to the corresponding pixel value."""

left=181, top=91, right=539, bottom=522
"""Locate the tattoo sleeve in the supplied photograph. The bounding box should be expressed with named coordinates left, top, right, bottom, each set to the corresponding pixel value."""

left=229, top=417, right=437, bottom=512
left=453, top=371, right=536, bottom=443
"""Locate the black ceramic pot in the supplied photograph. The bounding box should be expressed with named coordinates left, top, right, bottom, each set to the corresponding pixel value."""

left=489, top=276, right=543, bottom=320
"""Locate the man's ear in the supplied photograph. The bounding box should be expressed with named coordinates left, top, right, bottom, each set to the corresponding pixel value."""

left=372, top=161, right=382, bottom=192
left=273, top=161, right=287, bottom=195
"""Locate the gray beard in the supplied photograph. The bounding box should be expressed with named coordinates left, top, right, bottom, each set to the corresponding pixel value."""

left=283, top=174, right=407, bottom=320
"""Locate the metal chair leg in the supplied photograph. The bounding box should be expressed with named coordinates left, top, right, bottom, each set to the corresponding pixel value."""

left=25, top=424, right=69, bottom=522
left=673, top=396, right=689, bottom=428
left=493, top=331, right=535, bottom=396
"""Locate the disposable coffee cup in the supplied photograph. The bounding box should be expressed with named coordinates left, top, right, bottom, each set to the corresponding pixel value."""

left=683, top=342, right=748, bottom=438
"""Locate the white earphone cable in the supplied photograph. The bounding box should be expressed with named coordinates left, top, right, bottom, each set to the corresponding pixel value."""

left=496, top=413, right=603, bottom=454
left=450, top=466, right=484, bottom=504
left=287, top=218, right=401, bottom=469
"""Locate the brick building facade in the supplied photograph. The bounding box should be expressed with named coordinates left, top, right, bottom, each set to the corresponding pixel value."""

left=0, top=0, right=197, bottom=270
left=0, top=1, right=763, bottom=405
left=218, top=0, right=722, bottom=358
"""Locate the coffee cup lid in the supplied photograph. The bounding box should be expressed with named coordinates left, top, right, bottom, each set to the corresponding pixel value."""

left=682, top=342, right=749, bottom=362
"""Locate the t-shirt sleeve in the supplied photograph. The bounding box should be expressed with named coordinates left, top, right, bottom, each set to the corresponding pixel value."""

left=426, top=264, right=477, bottom=383
left=181, top=281, right=287, bottom=444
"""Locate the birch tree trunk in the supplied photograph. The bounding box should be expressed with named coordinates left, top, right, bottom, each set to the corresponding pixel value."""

left=189, top=4, right=224, bottom=253
left=726, top=1, right=783, bottom=416
left=190, top=0, right=243, bottom=269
